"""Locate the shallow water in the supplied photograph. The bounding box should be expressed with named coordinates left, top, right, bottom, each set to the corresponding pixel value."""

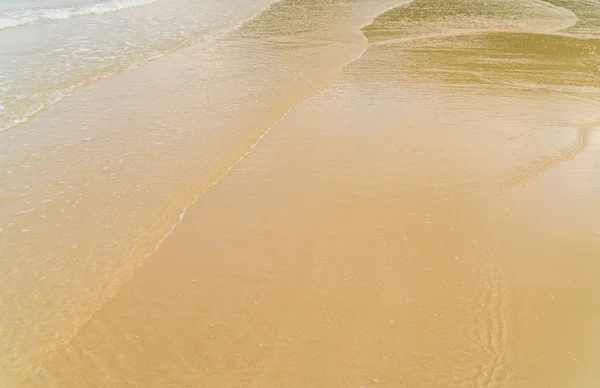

left=2, top=0, right=600, bottom=387
left=0, top=0, right=275, bottom=131
left=1, top=0, right=402, bottom=384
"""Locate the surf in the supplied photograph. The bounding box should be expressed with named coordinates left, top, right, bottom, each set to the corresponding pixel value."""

left=0, top=0, right=160, bottom=30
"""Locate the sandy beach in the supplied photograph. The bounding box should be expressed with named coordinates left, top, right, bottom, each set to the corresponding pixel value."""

left=3, top=0, right=600, bottom=387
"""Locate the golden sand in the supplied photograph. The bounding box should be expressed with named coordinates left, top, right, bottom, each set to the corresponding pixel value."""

left=5, top=0, right=600, bottom=387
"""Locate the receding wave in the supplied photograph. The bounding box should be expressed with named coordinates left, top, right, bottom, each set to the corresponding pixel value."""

left=0, top=0, right=160, bottom=30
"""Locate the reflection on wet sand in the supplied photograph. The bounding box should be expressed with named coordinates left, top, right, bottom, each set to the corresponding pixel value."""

left=7, top=0, right=600, bottom=387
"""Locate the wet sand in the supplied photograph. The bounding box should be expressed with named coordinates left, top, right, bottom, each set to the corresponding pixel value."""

left=20, top=80, right=600, bottom=387
left=2, top=1, right=402, bottom=383
left=5, top=0, right=600, bottom=387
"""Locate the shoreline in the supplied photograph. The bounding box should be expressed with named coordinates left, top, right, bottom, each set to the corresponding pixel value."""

left=4, top=0, right=600, bottom=386
left=19, top=71, right=600, bottom=387
left=1, top=1, right=409, bottom=385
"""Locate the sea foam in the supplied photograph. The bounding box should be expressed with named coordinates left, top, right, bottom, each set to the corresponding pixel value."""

left=0, top=0, right=160, bottom=30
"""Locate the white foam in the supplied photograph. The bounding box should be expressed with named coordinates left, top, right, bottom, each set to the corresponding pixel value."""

left=32, top=363, right=42, bottom=377
left=0, top=0, right=286, bottom=134
left=16, top=208, right=36, bottom=215
left=0, top=0, right=160, bottom=30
